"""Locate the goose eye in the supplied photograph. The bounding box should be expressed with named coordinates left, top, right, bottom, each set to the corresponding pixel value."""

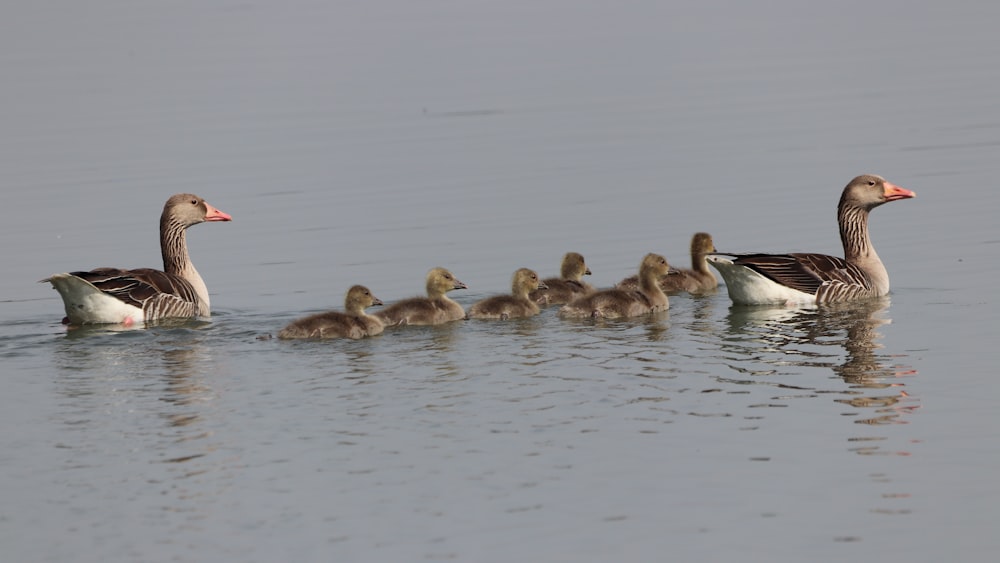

left=867, top=180, right=876, bottom=186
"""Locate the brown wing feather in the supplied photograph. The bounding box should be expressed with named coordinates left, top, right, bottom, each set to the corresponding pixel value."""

left=727, top=253, right=830, bottom=295
left=726, top=252, right=873, bottom=297
left=69, top=267, right=201, bottom=316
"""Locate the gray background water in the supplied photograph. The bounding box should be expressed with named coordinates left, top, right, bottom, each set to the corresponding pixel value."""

left=2, top=1, right=999, bottom=561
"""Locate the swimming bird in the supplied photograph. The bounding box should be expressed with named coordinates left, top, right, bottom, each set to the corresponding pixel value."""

left=467, top=268, right=548, bottom=320
left=560, top=253, right=671, bottom=318
left=278, top=285, right=384, bottom=339
left=707, top=174, right=915, bottom=305
left=43, top=193, right=232, bottom=326
left=375, top=267, right=468, bottom=326
left=530, top=252, right=594, bottom=306
left=617, top=232, right=718, bottom=294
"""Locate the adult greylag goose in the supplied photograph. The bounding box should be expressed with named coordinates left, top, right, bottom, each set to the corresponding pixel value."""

left=560, top=253, right=671, bottom=318
left=43, top=193, right=232, bottom=326
left=529, top=252, right=595, bottom=306
left=278, top=285, right=384, bottom=339
left=707, top=174, right=915, bottom=306
left=617, top=232, right=718, bottom=294
left=375, top=267, right=467, bottom=326
left=467, top=268, right=548, bottom=320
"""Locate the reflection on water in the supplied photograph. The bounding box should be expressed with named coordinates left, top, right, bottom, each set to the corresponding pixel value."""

left=7, top=280, right=936, bottom=558
left=686, top=294, right=719, bottom=335
left=719, top=298, right=919, bottom=429
left=52, top=327, right=225, bottom=499
left=158, top=344, right=214, bottom=464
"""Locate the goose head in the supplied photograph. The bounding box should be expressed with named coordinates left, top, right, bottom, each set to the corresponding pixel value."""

left=639, top=253, right=671, bottom=278
left=164, top=193, right=232, bottom=227
left=345, top=285, right=383, bottom=313
left=513, top=268, right=547, bottom=296
left=840, top=174, right=915, bottom=211
left=690, top=232, right=717, bottom=256
left=426, top=267, right=467, bottom=298
left=560, top=252, right=592, bottom=281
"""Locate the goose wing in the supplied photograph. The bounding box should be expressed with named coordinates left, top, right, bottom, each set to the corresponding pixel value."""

left=725, top=252, right=855, bottom=296
left=69, top=267, right=201, bottom=316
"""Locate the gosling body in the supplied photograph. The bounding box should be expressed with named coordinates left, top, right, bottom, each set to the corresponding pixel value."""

left=561, top=254, right=671, bottom=318
left=530, top=252, right=595, bottom=306
left=376, top=267, right=468, bottom=326
left=617, top=233, right=718, bottom=294
left=468, top=268, right=547, bottom=320
left=278, top=285, right=384, bottom=339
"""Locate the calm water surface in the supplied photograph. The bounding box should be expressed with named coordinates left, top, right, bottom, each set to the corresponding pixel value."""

left=2, top=1, right=999, bottom=561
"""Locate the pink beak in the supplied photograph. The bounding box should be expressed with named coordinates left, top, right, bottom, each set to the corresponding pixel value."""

left=883, top=181, right=916, bottom=202
left=204, top=203, right=233, bottom=221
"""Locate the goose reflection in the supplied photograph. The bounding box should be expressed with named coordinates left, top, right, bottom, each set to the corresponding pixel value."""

left=158, top=343, right=213, bottom=426
left=721, top=297, right=918, bottom=425
left=54, top=327, right=219, bottom=456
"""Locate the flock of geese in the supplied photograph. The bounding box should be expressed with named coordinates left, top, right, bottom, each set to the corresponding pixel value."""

left=43, top=174, right=915, bottom=339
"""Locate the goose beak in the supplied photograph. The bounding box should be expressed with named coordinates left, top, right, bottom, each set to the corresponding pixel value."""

left=453, top=279, right=468, bottom=290
left=537, top=280, right=549, bottom=290
left=371, top=296, right=384, bottom=307
left=205, top=203, right=233, bottom=221
left=584, top=267, right=592, bottom=276
left=883, top=182, right=916, bottom=202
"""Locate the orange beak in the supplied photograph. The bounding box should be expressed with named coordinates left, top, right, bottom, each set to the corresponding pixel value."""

left=883, top=182, right=916, bottom=202
left=205, top=203, right=233, bottom=221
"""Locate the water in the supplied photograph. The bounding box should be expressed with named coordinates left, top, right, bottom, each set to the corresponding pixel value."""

left=2, top=1, right=999, bottom=561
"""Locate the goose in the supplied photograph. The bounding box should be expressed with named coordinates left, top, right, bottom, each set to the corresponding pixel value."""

left=560, top=253, right=671, bottom=318
left=617, top=232, right=718, bottom=294
left=278, top=285, right=384, bottom=339
left=43, top=193, right=232, bottom=326
left=707, top=174, right=915, bottom=305
left=375, top=267, right=467, bottom=326
left=467, top=268, right=548, bottom=320
left=529, top=252, right=595, bottom=306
